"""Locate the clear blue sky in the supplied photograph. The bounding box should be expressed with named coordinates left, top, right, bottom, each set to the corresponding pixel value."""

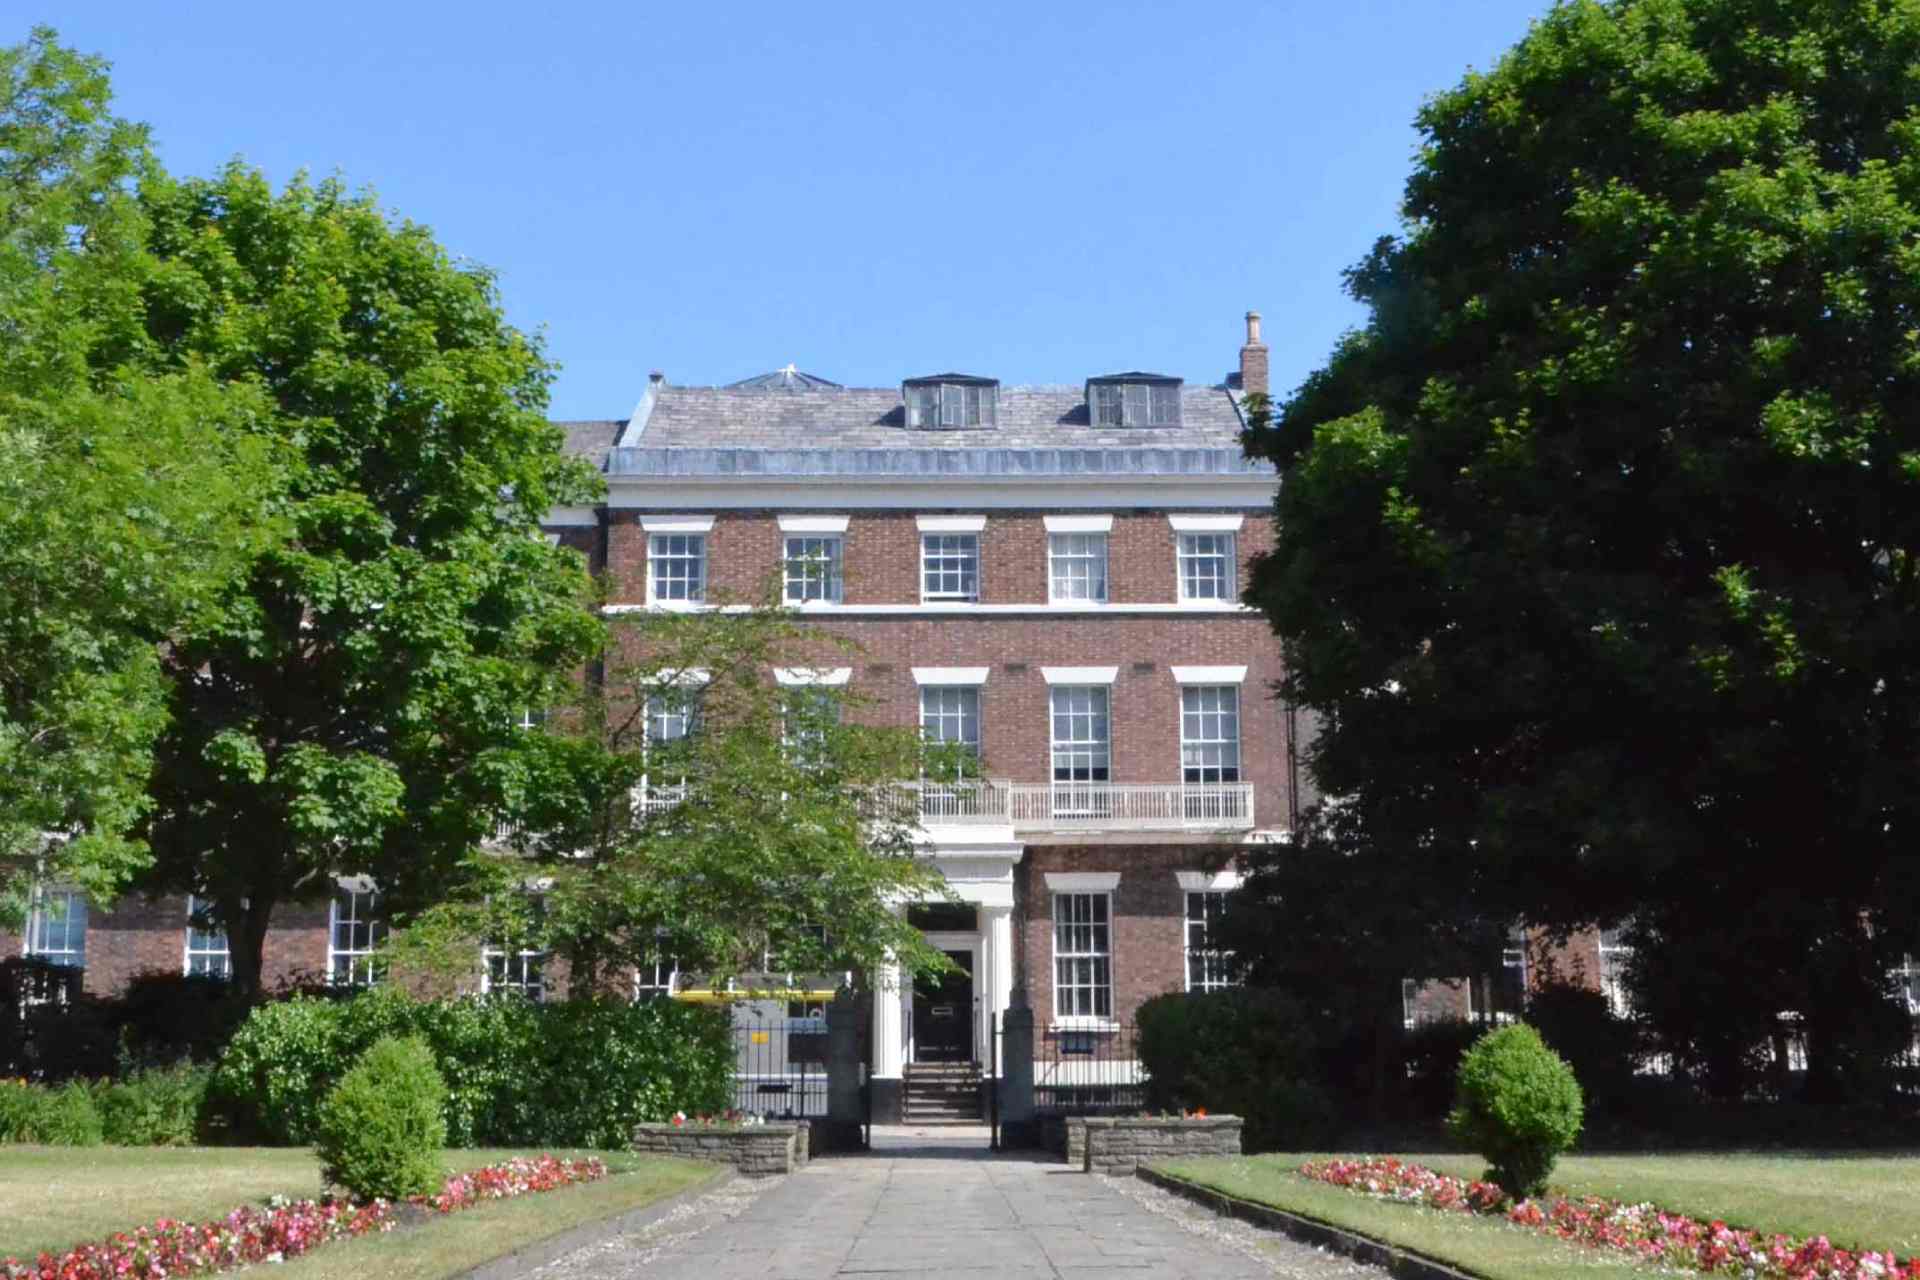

left=47, top=1, right=1552, bottom=419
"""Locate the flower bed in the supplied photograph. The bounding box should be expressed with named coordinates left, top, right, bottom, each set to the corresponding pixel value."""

left=1300, top=1158, right=1920, bottom=1280
left=2, top=1155, right=605, bottom=1280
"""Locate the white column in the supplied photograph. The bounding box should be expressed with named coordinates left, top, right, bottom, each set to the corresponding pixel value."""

left=871, top=955, right=904, bottom=1080
left=984, top=904, right=1014, bottom=1074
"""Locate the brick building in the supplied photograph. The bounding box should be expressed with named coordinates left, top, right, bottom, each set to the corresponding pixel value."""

left=7, top=312, right=1649, bottom=1115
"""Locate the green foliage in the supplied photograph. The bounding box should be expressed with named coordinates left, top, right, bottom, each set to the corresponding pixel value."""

left=0, top=29, right=275, bottom=917
left=315, top=1036, right=447, bottom=1201
left=131, top=143, right=604, bottom=991
left=1242, top=0, right=1920, bottom=1092
left=1447, top=1024, right=1584, bottom=1198
left=1400, top=1018, right=1489, bottom=1122
left=1136, top=990, right=1337, bottom=1150
left=92, top=1063, right=211, bottom=1146
left=0, top=1079, right=104, bottom=1145
left=211, top=987, right=731, bottom=1147
left=1523, top=983, right=1639, bottom=1113
left=397, top=601, right=953, bottom=993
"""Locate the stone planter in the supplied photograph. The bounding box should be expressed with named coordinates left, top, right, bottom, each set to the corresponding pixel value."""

left=1065, top=1115, right=1242, bottom=1175
left=631, top=1120, right=810, bottom=1177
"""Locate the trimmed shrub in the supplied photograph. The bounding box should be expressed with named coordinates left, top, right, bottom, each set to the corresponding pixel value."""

left=1447, top=1023, right=1583, bottom=1198
left=1136, top=989, right=1337, bottom=1150
left=212, top=987, right=732, bottom=1146
left=94, top=1063, right=213, bottom=1146
left=316, top=1036, right=447, bottom=1201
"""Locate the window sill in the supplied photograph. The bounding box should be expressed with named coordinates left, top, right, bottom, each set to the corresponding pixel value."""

left=1050, top=1018, right=1121, bottom=1033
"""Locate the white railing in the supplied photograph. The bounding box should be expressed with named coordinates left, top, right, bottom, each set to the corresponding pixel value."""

left=1007, top=782, right=1255, bottom=832
left=492, top=779, right=1255, bottom=844
left=871, top=779, right=1012, bottom=826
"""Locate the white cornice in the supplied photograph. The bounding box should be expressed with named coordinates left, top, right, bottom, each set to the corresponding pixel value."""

left=776, top=514, right=850, bottom=534
left=1041, top=665, right=1119, bottom=685
left=1044, top=871, right=1120, bottom=893
left=542, top=506, right=599, bottom=527
left=1168, top=513, right=1246, bottom=532
left=773, top=667, right=852, bottom=686
left=639, top=514, right=715, bottom=533
left=915, top=514, right=987, bottom=533
left=1043, top=514, right=1114, bottom=534
left=600, top=478, right=1277, bottom=511
left=912, top=666, right=991, bottom=686
left=1175, top=869, right=1245, bottom=892
left=1170, top=665, right=1249, bottom=684
left=603, top=602, right=1258, bottom=618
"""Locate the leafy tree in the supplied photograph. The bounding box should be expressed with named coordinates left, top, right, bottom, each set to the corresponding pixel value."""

left=392, top=600, right=952, bottom=994
left=136, top=165, right=604, bottom=993
left=0, top=30, right=272, bottom=918
left=1242, top=0, right=1920, bottom=1088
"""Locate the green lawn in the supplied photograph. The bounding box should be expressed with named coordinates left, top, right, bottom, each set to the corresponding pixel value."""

left=0, top=1146, right=716, bottom=1266
left=1155, top=1153, right=1920, bottom=1280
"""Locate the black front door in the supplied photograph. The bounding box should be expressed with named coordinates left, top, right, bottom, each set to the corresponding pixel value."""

left=913, top=950, right=974, bottom=1063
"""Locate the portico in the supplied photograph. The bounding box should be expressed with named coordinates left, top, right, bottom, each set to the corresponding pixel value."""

left=868, top=832, right=1022, bottom=1123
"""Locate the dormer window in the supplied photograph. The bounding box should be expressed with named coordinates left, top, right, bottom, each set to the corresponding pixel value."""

left=1086, top=373, right=1183, bottom=428
left=904, top=374, right=998, bottom=430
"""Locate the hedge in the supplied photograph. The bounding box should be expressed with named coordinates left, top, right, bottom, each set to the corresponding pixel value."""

left=209, top=987, right=732, bottom=1147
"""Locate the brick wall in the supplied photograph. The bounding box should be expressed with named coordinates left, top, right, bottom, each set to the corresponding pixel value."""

left=607, top=611, right=1294, bottom=828
left=1014, top=842, right=1241, bottom=1028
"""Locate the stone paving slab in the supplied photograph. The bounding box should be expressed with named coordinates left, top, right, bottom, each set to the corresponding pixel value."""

left=515, top=1128, right=1389, bottom=1280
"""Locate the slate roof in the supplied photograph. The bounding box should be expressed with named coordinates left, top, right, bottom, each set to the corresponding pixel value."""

left=626, top=384, right=1248, bottom=451
left=555, top=419, right=624, bottom=471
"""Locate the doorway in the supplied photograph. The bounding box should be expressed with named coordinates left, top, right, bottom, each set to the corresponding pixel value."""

left=912, top=949, right=975, bottom=1063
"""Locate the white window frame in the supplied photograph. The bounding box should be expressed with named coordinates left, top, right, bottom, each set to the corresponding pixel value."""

left=1469, top=929, right=1527, bottom=1023
left=328, top=884, right=386, bottom=987
left=635, top=955, right=679, bottom=1001
left=183, top=894, right=232, bottom=980
left=1180, top=685, right=1242, bottom=785
left=1599, top=929, right=1634, bottom=1018
left=919, top=685, right=982, bottom=765
left=646, top=532, right=707, bottom=605
left=1047, top=532, right=1109, bottom=603
left=1051, top=891, right=1113, bottom=1025
left=782, top=533, right=844, bottom=604
left=1184, top=890, right=1237, bottom=993
left=1176, top=531, right=1237, bottom=602
left=481, top=898, right=548, bottom=1002
left=24, top=888, right=86, bottom=969
left=1049, top=685, right=1112, bottom=817
left=919, top=533, right=980, bottom=603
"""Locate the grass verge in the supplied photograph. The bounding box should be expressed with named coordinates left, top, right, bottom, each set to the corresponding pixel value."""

left=1154, top=1156, right=1650, bottom=1280
left=0, top=1146, right=703, bottom=1263
left=273, top=1157, right=721, bottom=1280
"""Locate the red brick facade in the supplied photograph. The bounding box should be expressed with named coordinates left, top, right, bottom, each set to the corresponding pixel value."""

left=1014, top=843, right=1243, bottom=1028
left=3, top=895, right=330, bottom=996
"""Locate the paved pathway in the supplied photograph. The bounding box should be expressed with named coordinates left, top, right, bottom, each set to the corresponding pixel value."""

left=523, top=1126, right=1387, bottom=1280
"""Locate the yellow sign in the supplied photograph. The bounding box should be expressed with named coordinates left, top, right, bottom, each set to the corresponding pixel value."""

left=750, top=1031, right=770, bottom=1045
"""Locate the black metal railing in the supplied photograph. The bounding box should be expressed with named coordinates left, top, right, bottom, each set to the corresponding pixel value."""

left=729, top=1013, right=830, bottom=1119
left=1033, top=1020, right=1145, bottom=1115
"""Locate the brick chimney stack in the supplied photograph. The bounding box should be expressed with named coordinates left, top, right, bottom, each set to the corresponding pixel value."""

left=1238, top=310, right=1269, bottom=397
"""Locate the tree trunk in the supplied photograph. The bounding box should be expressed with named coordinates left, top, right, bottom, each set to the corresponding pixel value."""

left=225, top=894, right=275, bottom=999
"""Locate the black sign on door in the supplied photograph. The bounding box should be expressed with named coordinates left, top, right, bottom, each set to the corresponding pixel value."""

left=912, top=949, right=974, bottom=1064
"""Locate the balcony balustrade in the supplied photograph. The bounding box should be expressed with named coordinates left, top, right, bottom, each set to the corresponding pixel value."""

left=491, top=778, right=1254, bottom=847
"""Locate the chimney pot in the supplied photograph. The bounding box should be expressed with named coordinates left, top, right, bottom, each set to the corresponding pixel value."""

left=1238, top=310, right=1270, bottom=398
left=648, top=370, right=666, bottom=385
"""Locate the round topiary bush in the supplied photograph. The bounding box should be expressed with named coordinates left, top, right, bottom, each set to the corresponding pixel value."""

left=315, top=1035, right=447, bottom=1202
left=1446, top=1022, right=1583, bottom=1199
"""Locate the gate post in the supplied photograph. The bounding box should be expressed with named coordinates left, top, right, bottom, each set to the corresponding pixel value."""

left=823, top=990, right=866, bottom=1153
left=998, top=1003, right=1037, bottom=1147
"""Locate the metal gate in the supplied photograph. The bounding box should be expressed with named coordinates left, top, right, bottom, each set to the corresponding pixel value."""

left=730, top=1010, right=830, bottom=1119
